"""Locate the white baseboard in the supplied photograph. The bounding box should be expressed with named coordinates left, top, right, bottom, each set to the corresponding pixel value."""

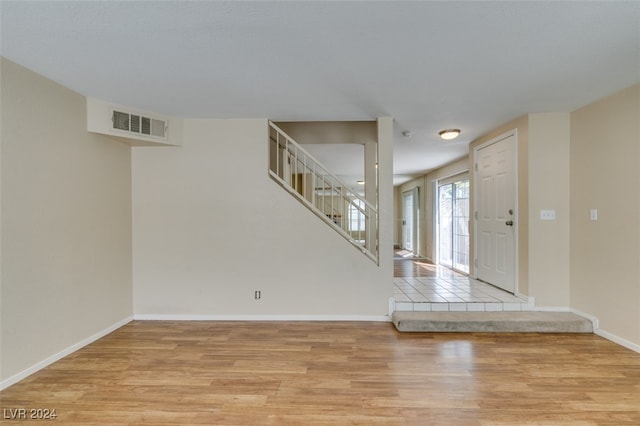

left=533, top=306, right=639, bottom=354
left=569, top=308, right=639, bottom=353
left=595, top=328, right=640, bottom=353
left=134, top=314, right=391, bottom=322
left=0, top=316, right=133, bottom=391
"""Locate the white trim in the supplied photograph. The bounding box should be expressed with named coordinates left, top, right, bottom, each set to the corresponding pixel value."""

left=531, top=305, right=598, bottom=327
left=530, top=307, right=639, bottom=353
left=0, top=316, right=133, bottom=391
left=515, top=292, right=531, bottom=302
left=437, top=170, right=471, bottom=187
left=388, top=297, right=396, bottom=316
left=595, top=328, right=640, bottom=353
left=472, top=129, right=519, bottom=291
left=533, top=306, right=571, bottom=312
left=134, top=314, right=392, bottom=322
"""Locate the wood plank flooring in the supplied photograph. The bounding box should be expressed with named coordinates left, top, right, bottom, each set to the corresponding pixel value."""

left=394, top=256, right=443, bottom=278
left=1, top=321, right=639, bottom=425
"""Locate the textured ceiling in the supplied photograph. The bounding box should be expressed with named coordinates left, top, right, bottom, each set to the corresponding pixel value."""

left=1, top=1, right=639, bottom=184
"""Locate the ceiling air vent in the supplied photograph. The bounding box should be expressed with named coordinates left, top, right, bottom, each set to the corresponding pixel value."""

left=112, top=109, right=167, bottom=139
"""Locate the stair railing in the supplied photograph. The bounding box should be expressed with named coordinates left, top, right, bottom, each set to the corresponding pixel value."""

left=268, top=121, right=378, bottom=263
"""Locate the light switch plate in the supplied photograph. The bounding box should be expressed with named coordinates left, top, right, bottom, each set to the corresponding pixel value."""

left=540, top=209, right=556, bottom=220
left=590, top=209, right=598, bottom=221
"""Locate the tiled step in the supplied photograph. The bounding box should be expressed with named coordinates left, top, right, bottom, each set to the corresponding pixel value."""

left=392, top=311, right=593, bottom=333
left=394, top=300, right=533, bottom=312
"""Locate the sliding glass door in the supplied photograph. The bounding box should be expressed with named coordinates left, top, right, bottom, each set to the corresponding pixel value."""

left=438, top=177, right=469, bottom=273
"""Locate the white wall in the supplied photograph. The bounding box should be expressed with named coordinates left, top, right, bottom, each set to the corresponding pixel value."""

left=1, top=59, right=133, bottom=383
left=132, top=119, right=393, bottom=318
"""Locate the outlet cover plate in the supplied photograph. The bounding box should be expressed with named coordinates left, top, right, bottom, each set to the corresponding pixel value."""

left=540, top=209, right=556, bottom=220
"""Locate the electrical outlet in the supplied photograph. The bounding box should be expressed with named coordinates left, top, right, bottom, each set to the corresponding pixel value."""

left=254, top=290, right=261, bottom=300
left=540, top=209, right=556, bottom=220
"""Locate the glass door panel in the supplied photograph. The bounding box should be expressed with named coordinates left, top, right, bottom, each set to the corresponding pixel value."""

left=438, top=184, right=453, bottom=268
left=452, top=180, right=469, bottom=273
left=438, top=179, right=469, bottom=273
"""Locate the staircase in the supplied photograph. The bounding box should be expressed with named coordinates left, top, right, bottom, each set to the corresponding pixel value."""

left=268, top=121, right=378, bottom=263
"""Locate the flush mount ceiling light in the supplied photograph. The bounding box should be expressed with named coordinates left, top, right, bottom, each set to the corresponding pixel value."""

left=439, top=129, right=461, bottom=140
left=356, top=180, right=365, bottom=185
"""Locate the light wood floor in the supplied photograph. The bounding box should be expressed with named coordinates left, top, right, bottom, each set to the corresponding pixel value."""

left=2, top=321, right=639, bottom=425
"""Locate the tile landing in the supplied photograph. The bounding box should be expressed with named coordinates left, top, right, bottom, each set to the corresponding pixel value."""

left=393, top=276, right=532, bottom=313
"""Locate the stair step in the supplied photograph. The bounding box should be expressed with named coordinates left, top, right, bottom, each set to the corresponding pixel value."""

left=392, top=311, right=593, bottom=333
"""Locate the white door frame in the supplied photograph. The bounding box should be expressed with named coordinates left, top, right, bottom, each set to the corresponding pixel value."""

left=472, top=129, right=519, bottom=294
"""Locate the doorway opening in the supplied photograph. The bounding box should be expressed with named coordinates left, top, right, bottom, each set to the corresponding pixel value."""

left=437, top=175, right=470, bottom=274
left=473, top=130, right=517, bottom=294
left=401, top=188, right=419, bottom=255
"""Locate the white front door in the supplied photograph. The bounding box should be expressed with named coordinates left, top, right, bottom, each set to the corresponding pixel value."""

left=474, top=132, right=517, bottom=293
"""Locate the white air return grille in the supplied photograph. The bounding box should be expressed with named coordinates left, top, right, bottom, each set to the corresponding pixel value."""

left=112, top=110, right=166, bottom=138
left=151, top=119, right=165, bottom=137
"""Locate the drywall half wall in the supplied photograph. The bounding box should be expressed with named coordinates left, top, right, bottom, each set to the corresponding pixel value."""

left=132, top=118, right=393, bottom=318
left=0, top=58, right=133, bottom=385
left=570, top=84, right=640, bottom=348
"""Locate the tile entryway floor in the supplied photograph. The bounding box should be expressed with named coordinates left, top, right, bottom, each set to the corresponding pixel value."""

left=393, top=256, right=531, bottom=312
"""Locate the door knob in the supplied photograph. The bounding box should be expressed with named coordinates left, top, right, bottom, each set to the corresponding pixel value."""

left=506, top=220, right=514, bottom=226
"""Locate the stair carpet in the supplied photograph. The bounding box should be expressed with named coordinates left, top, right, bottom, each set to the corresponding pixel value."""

left=392, top=310, right=594, bottom=333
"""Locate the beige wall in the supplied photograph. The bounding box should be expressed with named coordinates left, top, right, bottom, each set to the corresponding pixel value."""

left=570, top=84, right=640, bottom=346
left=1, top=59, right=133, bottom=382
left=132, top=118, right=393, bottom=317
left=528, top=113, right=571, bottom=307
left=469, top=116, right=529, bottom=295
left=275, top=121, right=377, bottom=145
